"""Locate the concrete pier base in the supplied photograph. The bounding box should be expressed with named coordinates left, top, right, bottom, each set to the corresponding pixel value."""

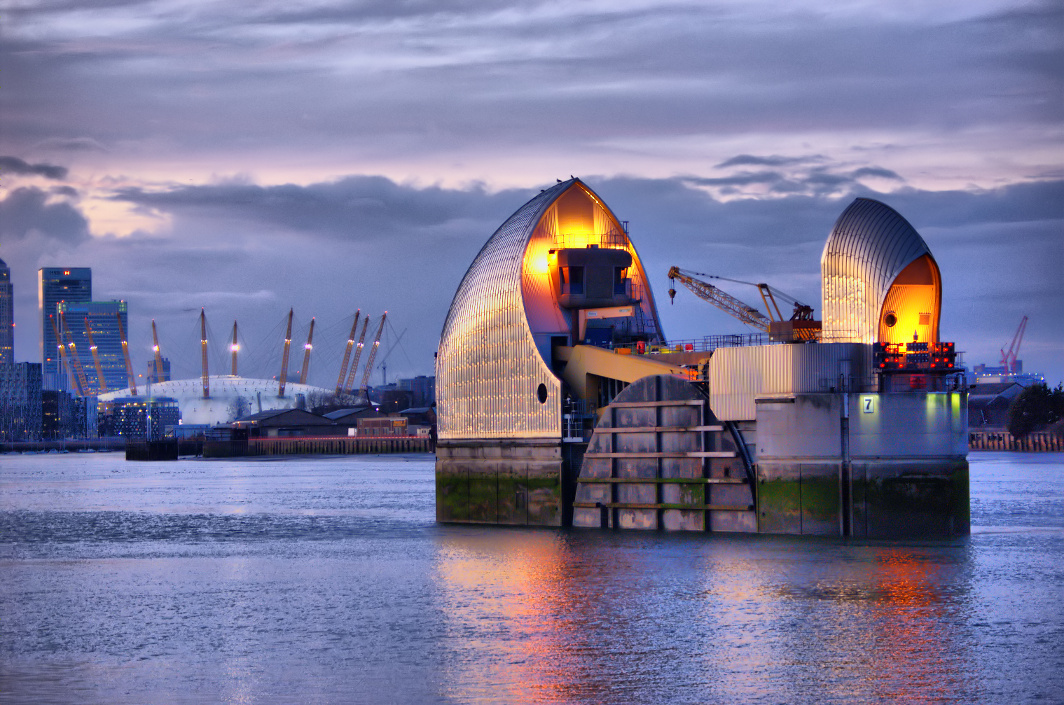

left=757, top=457, right=969, bottom=538
left=756, top=392, right=969, bottom=538
left=436, top=438, right=565, bottom=526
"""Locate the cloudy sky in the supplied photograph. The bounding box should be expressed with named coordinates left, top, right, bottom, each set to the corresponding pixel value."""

left=1, top=0, right=1061, bottom=387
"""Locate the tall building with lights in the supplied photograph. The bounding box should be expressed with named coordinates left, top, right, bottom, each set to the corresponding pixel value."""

left=0, top=362, right=42, bottom=441
left=0, top=257, right=12, bottom=364
left=38, top=267, right=92, bottom=390
left=56, top=300, right=130, bottom=395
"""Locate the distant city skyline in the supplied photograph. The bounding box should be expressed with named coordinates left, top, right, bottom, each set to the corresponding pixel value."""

left=0, top=1, right=1060, bottom=384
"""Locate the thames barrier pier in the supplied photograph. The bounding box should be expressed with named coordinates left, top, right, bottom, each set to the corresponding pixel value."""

left=435, top=179, right=968, bottom=538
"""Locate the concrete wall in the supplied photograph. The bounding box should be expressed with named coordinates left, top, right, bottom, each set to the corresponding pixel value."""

left=436, top=438, right=564, bottom=526
left=850, top=392, right=967, bottom=457
left=753, top=391, right=969, bottom=538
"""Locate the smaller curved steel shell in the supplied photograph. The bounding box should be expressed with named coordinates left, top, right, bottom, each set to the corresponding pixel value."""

left=821, top=197, right=940, bottom=344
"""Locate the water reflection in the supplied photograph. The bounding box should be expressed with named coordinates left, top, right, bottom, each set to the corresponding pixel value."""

left=1, top=453, right=1060, bottom=704
left=434, top=532, right=989, bottom=703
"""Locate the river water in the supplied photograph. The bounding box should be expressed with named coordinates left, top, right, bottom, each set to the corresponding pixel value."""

left=0, top=451, right=1061, bottom=704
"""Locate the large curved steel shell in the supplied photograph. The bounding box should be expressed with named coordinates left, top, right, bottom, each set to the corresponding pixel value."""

left=436, top=178, right=663, bottom=440
left=821, top=198, right=939, bottom=344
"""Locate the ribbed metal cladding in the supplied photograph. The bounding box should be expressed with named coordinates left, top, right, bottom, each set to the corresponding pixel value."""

left=821, top=198, right=934, bottom=343
left=436, top=178, right=664, bottom=440
left=708, top=343, right=872, bottom=421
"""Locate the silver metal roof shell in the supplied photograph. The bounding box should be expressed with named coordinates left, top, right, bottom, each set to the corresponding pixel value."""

left=436, top=179, right=664, bottom=440
left=821, top=198, right=936, bottom=343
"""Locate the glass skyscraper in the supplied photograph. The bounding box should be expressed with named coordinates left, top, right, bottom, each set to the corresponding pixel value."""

left=38, top=267, right=92, bottom=390
left=0, top=257, right=12, bottom=364
left=57, top=300, right=130, bottom=395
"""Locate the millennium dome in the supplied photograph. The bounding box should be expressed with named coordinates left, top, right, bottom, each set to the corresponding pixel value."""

left=99, top=376, right=333, bottom=426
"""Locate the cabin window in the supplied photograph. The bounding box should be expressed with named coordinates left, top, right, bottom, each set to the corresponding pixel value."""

left=564, top=266, right=584, bottom=295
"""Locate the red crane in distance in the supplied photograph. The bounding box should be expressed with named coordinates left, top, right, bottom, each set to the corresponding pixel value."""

left=999, top=315, right=1028, bottom=374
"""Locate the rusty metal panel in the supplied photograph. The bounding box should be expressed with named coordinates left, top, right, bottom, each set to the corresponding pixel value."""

left=821, top=198, right=934, bottom=344
left=708, top=343, right=872, bottom=421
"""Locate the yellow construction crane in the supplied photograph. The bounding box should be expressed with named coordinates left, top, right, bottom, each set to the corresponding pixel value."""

left=84, top=317, right=108, bottom=394
left=343, top=315, right=371, bottom=395
left=151, top=319, right=166, bottom=382
left=298, top=317, right=315, bottom=386
left=278, top=309, right=294, bottom=397
left=199, top=309, right=209, bottom=399
left=230, top=321, right=239, bottom=376
left=667, top=266, right=820, bottom=342
left=358, top=312, right=387, bottom=400
left=49, top=314, right=84, bottom=397
left=116, top=312, right=137, bottom=395
left=60, top=312, right=91, bottom=396
left=335, top=309, right=361, bottom=396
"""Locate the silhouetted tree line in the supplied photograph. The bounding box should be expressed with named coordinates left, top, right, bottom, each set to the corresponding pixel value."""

left=1006, top=383, right=1064, bottom=438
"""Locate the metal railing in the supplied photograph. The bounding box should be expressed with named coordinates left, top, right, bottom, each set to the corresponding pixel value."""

left=610, top=333, right=773, bottom=356
left=562, top=397, right=596, bottom=442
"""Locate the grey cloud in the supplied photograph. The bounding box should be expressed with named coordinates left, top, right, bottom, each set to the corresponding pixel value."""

left=683, top=172, right=783, bottom=188
left=0, top=187, right=89, bottom=243
left=2, top=0, right=1059, bottom=163
left=803, top=171, right=853, bottom=187
left=0, top=156, right=68, bottom=180
left=111, top=176, right=536, bottom=241
left=885, top=180, right=1064, bottom=228
left=34, top=137, right=108, bottom=153
left=684, top=164, right=905, bottom=197
left=716, top=155, right=825, bottom=168
left=851, top=167, right=903, bottom=181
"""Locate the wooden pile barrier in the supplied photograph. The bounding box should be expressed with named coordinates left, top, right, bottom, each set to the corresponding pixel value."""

left=968, top=429, right=1063, bottom=452
left=246, top=435, right=432, bottom=456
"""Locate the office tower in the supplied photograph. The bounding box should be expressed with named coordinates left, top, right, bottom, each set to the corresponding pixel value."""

left=399, top=375, right=436, bottom=407
left=0, top=362, right=43, bottom=440
left=56, top=300, right=129, bottom=394
left=0, top=257, right=12, bottom=364
left=38, top=267, right=92, bottom=390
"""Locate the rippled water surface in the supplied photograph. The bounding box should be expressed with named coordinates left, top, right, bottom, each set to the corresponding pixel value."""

left=1, top=451, right=1062, bottom=704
